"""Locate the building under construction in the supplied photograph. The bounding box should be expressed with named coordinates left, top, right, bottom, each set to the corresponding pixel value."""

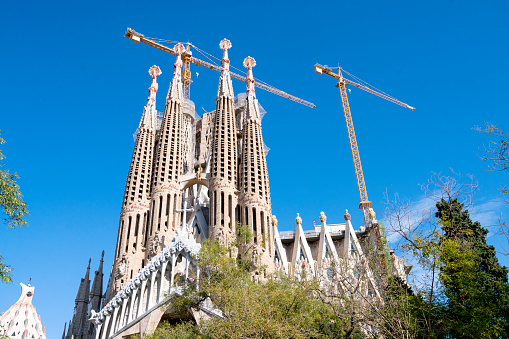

left=62, top=29, right=411, bottom=339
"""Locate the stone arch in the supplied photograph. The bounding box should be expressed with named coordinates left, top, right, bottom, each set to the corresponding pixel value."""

left=113, top=306, right=122, bottom=333
left=132, top=288, right=141, bottom=319
left=181, top=178, right=209, bottom=190
left=152, top=271, right=162, bottom=305
left=142, top=281, right=151, bottom=314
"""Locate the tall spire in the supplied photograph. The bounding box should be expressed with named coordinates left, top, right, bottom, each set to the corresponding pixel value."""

left=217, top=39, right=233, bottom=98
left=167, top=43, right=185, bottom=102
left=89, top=251, right=104, bottom=310
left=110, top=66, right=160, bottom=296
left=88, top=252, right=104, bottom=339
left=76, top=259, right=91, bottom=302
left=68, top=260, right=91, bottom=338
left=209, top=38, right=238, bottom=243
left=238, top=57, right=274, bottom=271
left=138, top=65, right=161, bottom=131
left=148, top=42, right=187, bottom=259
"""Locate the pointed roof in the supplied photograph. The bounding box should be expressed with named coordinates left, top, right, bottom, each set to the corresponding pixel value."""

left=138, top=65, right=161, bottom=131
left=0, top=282, right=47, bottom=339
left=76, top=258, right=91, bottom=303
left=61, top=322, right=67, bottom=339
left=217, top=39, right=234, bottom=98
left=166, top=43, right=185, bottom=102
left=243, top=56, right=262, bottom=123
left=90, top=251, right=104, bottom=305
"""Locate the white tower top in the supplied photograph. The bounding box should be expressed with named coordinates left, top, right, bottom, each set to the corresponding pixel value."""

left=243, top=56, right=261, bottom=123
left=167, top=43, right=185, bottom=101
left=217, top=39, right=234, bottom=97
left=0, top=282, right=47, bottom=339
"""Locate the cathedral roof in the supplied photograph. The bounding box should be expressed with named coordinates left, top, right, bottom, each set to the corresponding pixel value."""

left=0, top=282, right=47, bottom=339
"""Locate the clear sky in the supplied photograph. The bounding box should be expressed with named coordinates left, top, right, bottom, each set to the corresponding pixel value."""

left=1, top=0, right=509, bottom=337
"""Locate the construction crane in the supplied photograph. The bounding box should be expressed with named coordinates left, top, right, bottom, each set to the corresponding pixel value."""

left=315, top=63, right=414, bottom=284
left=125, top=28, right=315, bottom=108
left=314, top=64, right=414, bottom=221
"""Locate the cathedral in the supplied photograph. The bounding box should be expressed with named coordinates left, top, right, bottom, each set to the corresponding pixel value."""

left=63, top=39, right=409, bottom=339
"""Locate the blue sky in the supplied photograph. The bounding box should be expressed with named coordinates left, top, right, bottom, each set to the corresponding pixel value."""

left=1, top=0, right=509, bottom=337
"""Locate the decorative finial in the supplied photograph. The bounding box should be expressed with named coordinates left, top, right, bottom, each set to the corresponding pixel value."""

left=219, top=38, right=232, bottom=63
left=28, top=277, right=32, bottom=286
left=219, top=38, right=232, bottom=51
left=368, top=207, right=376, bottom=221
left=88, top=258, right=91, bottom=269
left=243, top=56, right=256, bottom=70
left=295, top=213, right=302, bottom=225
left=148, top=65, right=162, bottom=79
left=344, top=209, right=351, bottom=221
left=319, top=211, right=327, bottom=223
left=173, top=43, right=185, bottom=56
left=101, top=250, right=105, bottom=260
left=272, top=215, right=278, bottom=227
left=146, top=66, right=161, bottom=103
left=244, top=56, right=256, bottom=94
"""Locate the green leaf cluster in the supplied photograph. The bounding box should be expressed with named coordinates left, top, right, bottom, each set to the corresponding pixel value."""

left=436, top=198, right=509, bottom=338
left=0, top=132, right=29, bottom=284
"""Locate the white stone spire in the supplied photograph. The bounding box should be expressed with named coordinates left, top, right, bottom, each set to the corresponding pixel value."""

left=167, top=43, right=185, bottom=102
left=138, top=65, right=161, bottom=131
left=0, top=282, right=47, bottom=339
left=243, top=56, right=261, bottom=123
left=217, top=39, right=234, bottom=98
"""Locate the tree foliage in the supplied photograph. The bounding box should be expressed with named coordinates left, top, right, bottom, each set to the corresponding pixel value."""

left=385, top=173, right=509, bottom=338
left=144, top=225, right=371, bottom=338
left=0, top=132, right=29, bottom=284
left=437, top=198, right=509, bottom=338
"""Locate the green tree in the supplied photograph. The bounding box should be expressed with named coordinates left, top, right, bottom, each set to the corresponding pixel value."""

left=142, top=224, right=375, bottom=338
left=0, top=132, right=29, bottom=283
left=169, top=225, right=340, bottom=339
left=436, top=198, right=509, bottom=338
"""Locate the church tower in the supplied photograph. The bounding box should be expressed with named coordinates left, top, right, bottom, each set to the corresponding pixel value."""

left=238, top=57, right=274, bottom=269
left=209, top=39, right=238, bottom=244
left=110, top=65, right=160, bottom=294
left=148, top=44, right=186, bottom=254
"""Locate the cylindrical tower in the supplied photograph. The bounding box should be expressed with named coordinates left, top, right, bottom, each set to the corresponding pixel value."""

left=238, top=57, right=274, bottom=271
left=110, top=66, right=160, bottom=294
left=209, top=39, right=238, bottom=245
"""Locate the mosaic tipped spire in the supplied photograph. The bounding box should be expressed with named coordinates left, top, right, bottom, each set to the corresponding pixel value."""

left=167, top=43, right=185, bottom=101
left=243, top=56, right=261, bottom=122
left=217, top=39, right=233, bottom=97
left=139, top=65, right=161, bottom=131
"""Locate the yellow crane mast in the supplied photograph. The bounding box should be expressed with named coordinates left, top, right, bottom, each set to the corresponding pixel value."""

left=315, top=64, right=414, bottom=285
left=125, top=28, right=315, bottom=108
left=314, top=64, right=414, bottom=223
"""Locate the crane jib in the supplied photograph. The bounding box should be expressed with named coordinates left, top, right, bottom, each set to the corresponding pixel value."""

left=125, top=28, right=315, bottom=108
